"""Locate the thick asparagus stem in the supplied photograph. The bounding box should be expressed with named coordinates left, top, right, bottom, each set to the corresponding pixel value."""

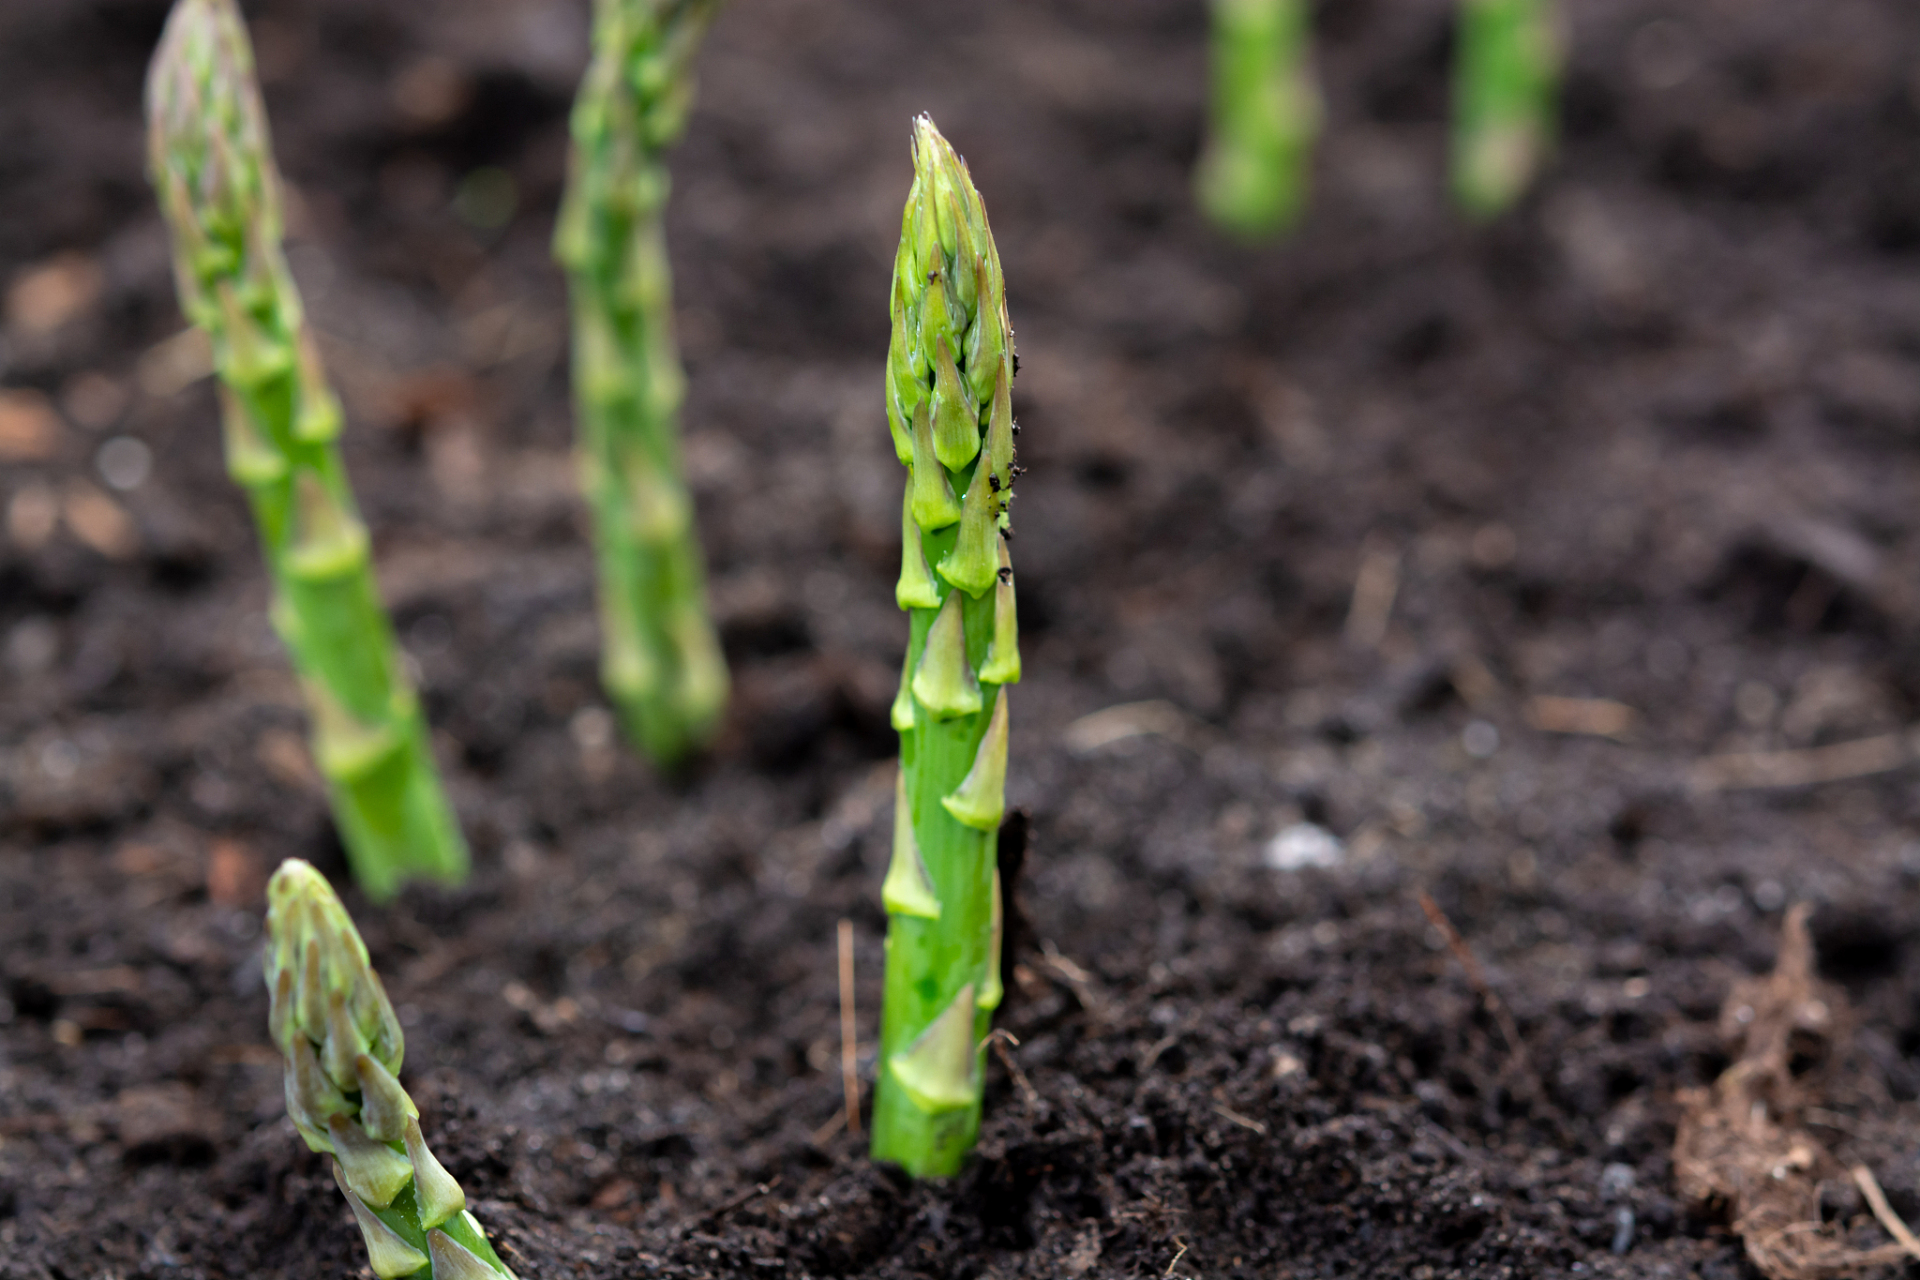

left=554, top=0, right=728, bottom=765
left=1194, top=0, right=1322, bottom=239
left=265, top=860, right=514, bottom=1280
left=871, top=117, right=1018, bottom=1178
left=146, top=0, right=466, bottom=901
left=1451, top=0, right=1562, bottom=218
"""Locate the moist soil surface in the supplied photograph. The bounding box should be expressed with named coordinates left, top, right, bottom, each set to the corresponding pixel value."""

left=9, top=1, right=1920, bottom=1278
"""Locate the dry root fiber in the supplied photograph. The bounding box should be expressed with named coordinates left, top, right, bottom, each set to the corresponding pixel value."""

left=1673, top=905, right=1906, bottom=1280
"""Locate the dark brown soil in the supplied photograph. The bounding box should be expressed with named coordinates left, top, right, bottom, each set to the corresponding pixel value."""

left=9, top=1, right=1920, bottom=1277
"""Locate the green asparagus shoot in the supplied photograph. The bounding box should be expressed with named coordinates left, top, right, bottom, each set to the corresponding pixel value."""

left=554, top=0, right=728, bottom=765
left=1451, top=0, right=1562, bottom=218
left=871, top=117, right=1018, bottom=1179
left=146, top=0, right=467, bottom=901
left=1194, top=0, right=1322, bottom=239
left=265, top=860, right=514, bottom=1280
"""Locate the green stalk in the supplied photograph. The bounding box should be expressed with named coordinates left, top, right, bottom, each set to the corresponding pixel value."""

left=1451, top=0, right=1562, bottom=218
left=1194, top=0, right=1322, bottom=239
left=871, top=117, right=1019, bottom=1179
left=554, top=0, right=728, bottom=766
left=146, top=0, right=466, bottom=901
left=265, top=861, right=515, bottom=1280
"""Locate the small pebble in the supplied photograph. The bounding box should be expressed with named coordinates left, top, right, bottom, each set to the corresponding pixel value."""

left=96, top=436, right=151, bottom=491
left=570, top=705, right=615, bottom=752
left=1610, top=1206, right=1635, bottom=1255
left=1462, top=720, right=1499, bottom=758
left=1263, top=822, right=1343, bottom=871
left=1600, top=1161, right=1637, bottom=1199
left=6, top=617, right=58, bottom=677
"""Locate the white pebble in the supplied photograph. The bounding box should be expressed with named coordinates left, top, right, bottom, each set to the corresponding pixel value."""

left=97, top=436, right=151, bottom=491
left=1263, top=823, right=1343, bottom=871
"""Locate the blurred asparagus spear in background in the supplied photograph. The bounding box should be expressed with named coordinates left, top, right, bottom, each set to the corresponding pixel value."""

left=147, top=0, right=467, bottom=901
left=871, top=116, right=1019, bottom=1179
left=1452, top=0, right=1562, bottom=218
left=1195, top=0, right=1322, bottom=239
left=554, top=0, right=728, bottom=765
left=266, top=861, right=514, bottom=1280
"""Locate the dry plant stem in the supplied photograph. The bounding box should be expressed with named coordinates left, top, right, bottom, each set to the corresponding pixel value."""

left=872, top=117, right=1020, bottom=1178
left=554, top=0, right=727, bottom=765
left=1673, top=905, right=1907, bottom=1280
left=1452, top=0, right=1562, bottom=218
left=1851, top=1165, right=1920, bottom=1262
left=1343, top=536, right=1398, bottom=649
left=146, top=0, right=466, bottom=900
left=1417, top=891, right=1534, bottom=1087
left=837, top=918, right=860, bottom=1136
left=1690, top=731, right=1912, bottom=792
left=985, top=1030, right=1039, bottom=1111
left=264, top=861, right=515, bottom=1279
left=688, top=1177, right=780, bottom=1233
left=1420, top=886, right=1582, bottom=1159
left=1194, top=0, right=1321, bottom=238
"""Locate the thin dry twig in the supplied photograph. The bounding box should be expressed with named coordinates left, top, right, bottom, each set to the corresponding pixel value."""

left=1038, top=939, right=1105, bottom=1017
left=1690, top=732, right=1912, bottom=793
left=1450, top=654, right=1502, bottom=711
left=1523, top=694, right=1638, bottom=740
left=984, top=1028, right=1039, bottom=1111
left=1344, top=536, right=1399, bottom=650
left=689, top=1177, right=781, bottom=1232
left=1061, top=700, right=1196, bottom=754
left=837, top=918, right=860, bottom=1137
left=807, top=1108, right=845, bottom=1147
left=1851, top=1165, right=1920, bottom=1262
left=1418, top=890, right=1531, bottom=1082
left=1211, top=1103, right=1268, bottom=1136
left=1140, top=1033, right=1180, bottom=1072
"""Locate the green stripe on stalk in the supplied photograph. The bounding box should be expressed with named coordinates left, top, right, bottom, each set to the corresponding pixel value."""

left=872, top=117, right=1020, bottom=1179
left=555, top=0, right=728, bottom=766
left=266, top=861, right=515, bottom=1280
left=147, top=0, right=467, bottom=901
left=1195, top=0, right=1323, bottom=239
left=1451, top=0, right=1562, bottom=218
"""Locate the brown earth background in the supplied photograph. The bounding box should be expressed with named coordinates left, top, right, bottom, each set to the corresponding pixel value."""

left=7, top=1, right=1920, bottom=1277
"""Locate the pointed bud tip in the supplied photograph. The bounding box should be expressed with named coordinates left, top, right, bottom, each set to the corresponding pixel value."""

left=266, top=857, right=328, bottom=909
left=406, top=1115, right=468, bottom=1230
left=149, top=0, right=258, bottom=138
left=910, top=114, right=971, bottom=194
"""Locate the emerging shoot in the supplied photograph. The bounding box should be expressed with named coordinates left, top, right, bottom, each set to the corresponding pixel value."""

left=871, top=117, right=1019, bottom=1179
left=265, top=860, right=514, bottom=1280
left=1195, top=0, right=1322, bottom=239
left=146, top=0, right=467, bottom=900
left=554, top=0, right=728, bottom=765
left=1451, top=0, right=1562, bottom=218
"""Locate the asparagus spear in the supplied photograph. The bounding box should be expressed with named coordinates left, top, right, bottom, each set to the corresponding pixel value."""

left=554, top=0, right=728, bottom=765
left=1194, top=0, right=1322, bottom=239
left=871, top=117, right=1019, bottom=1179
left=1451, top=0, right=1562, bottom=218
left=265, top=860, right=514, bottom=1280
left=146, top=0, right=467, bottom=901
